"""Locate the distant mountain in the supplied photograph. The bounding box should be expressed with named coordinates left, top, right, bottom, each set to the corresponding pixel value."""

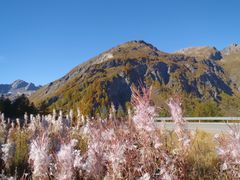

left=0, top=80, right=41, bottom=98
left=218, top=44, right=240, bottom=92
left=30, top=40, right=240, bottom=116
left=175, top=46, right=222, bottom=60
left=221, top=43, right=240, bottom=56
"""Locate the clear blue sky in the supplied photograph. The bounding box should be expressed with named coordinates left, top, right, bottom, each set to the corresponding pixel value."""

left=0, top=0, right=239, bottom=85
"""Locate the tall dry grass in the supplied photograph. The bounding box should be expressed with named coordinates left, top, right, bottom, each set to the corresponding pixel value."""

left=0, top=87, right=239, bottom=179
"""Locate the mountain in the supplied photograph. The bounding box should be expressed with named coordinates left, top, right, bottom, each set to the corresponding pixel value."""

left=218, top=43, right=240, bottom=92
left=0, top=80, right=41, bottom=98
left=175, top=43, right=240, bottom=92
left=175, top=46, right=222, bottom=60
left=221, top=43, right=240, bottom=56
left=30, top=40, right=240, bottom=116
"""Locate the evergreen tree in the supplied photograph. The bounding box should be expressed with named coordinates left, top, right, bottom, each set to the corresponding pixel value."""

left=0, top=95, right=37, bottom=118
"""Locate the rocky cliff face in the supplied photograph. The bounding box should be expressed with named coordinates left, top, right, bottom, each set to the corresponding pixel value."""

left=0, top=80, right=41, bottom=98
left=30, top=41, right=238, bottom=115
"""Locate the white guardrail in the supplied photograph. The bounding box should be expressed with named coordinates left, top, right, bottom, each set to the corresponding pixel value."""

left=155, top=117, right=240, bottom=123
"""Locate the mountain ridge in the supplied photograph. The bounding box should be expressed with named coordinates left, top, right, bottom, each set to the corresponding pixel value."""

left=221, top=43, right=240, bottom=56
left=175, top=46, right=222, bottom=60
left=29, top=40, right=240, bottom=116
left=0, top=80, right=41, bottom=99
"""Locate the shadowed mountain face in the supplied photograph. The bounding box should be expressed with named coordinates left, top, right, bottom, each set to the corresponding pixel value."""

left=0, top=80, right=41, bottom=98
left=30, top=41, right=239, bottom=115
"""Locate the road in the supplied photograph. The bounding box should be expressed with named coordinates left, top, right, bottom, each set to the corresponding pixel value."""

left=155, top=122, right=236, bottom=133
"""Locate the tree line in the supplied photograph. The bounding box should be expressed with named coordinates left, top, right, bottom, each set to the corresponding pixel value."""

left=0, top=95, right=37, bottom=118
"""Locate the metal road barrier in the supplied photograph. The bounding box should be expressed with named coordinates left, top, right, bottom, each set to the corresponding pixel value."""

left=154, top=117, right=240, bottom=133
left=155, top=117, right=240, bottom=123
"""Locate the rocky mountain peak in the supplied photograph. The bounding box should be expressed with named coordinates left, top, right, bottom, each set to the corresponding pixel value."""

left=0, top=80, right=40, bottom=98
left=175, top=46, right=222, bottom=60
left=118, top=40, right=163, bottom=52
left=11, top=80, right=28, bottom=89
left=78, top=40, right=166, bottom=70
left=103, top=40, right=165, bottom=57
left=221, top=43, right=240, bottom=56
left=123, top=40, right=160, bottom=51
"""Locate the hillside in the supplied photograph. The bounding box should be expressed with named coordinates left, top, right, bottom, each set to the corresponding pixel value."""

left=30, top=41, right=240, bottom=116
